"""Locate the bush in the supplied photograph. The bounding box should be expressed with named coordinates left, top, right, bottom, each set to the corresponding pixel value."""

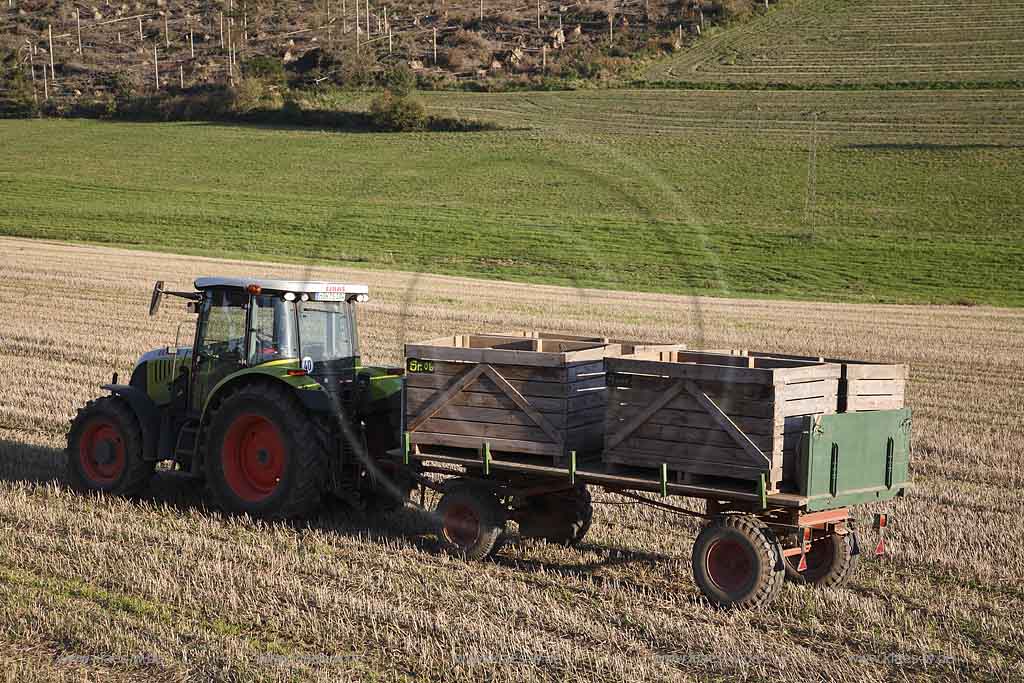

left=381, top=63, right=416, bottom=97
left=369, top=91, right=427, bottom=131
left=243, top=55, right=286, bottom=85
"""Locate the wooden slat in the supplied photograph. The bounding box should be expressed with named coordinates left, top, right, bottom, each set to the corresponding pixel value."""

left=609, top=387, right=778, bottom=419
left=428, top=359, right=568, bottom=383
left=845, top=395, right=905, bottom=411
left=406, top=386, right=566, bottom=415
left=423, top=404, right=571, bottom=428
left=605, top=381, right=687, bottom=451
left=410, top=432, right=561, bottom=456
left=683, top=380, right=771, bottom=467
left=609, top=376, right=773, bottom=402
left=774, top=363, right=842, bottom=382
left=405, top=344, right=568, bottom=368
left=627, top=421, right=774, bottom=452
left=777, top=379, right=838, bottom=401
left=406, top=364, right=485, bottom=432
left=606, top=357, right=776, bottom=385
left=419, top=418, right=549, bottom=443
left=844, top=363, right=909, bottom=380
left=780, top=395, right=837, bottom=417
left=406, top=372, right=605, bottom=398
left=846, top=378, right=905, bottom=395
left=604, top=446, right=767, bottom=481
left=481, top=364, right=565, bottom=447
left=607, top=401, right=776, bottom=436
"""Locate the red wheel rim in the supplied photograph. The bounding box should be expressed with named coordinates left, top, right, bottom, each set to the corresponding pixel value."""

left=221, top=414, right=286, bottom=502
left=78, top=418, right=126, bottom=485
left=443, top=502, right=481, bottom=548
left=706, top=537, right=754, bottom=594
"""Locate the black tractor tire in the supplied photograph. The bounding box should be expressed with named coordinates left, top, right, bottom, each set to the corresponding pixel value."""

left=205, top=382, right=326, bottom=520
left=436, top=480, right=507, bottom=561
left=66, top=395, right=155, bottom=496
left=517, top=485, right=594, bottom=546
left=692, top=514, right=785, bottom=609
left=785, top=528, right=860, bottom=588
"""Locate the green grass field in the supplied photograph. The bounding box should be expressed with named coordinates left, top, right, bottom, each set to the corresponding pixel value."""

left=2, top=87, right=1023, bottom=305
left=645, top=0, right=1024, bottom=85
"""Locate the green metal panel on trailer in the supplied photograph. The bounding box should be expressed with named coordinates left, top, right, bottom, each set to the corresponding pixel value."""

left=799, top=408, right=911, bottom=511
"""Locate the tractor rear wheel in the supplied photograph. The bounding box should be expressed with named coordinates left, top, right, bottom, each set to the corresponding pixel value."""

left=436, top=481, right=507, bottom=561
left=785, top=528, right=860, bottom=588
left=205, top=383, right=326, bottom=520
left=67, top=396, right=154, bottom=496
left=517, top=485, right=594, bottom=546
left=691, top=514, right=784, bottom=609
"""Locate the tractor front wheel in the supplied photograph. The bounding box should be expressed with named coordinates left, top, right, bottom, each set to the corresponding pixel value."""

left=436, top=481, right=507, bottom=561
left=205, top=383, right=326, bottom=520
left=67, top=396, right=154, bottom=496
left=691, top=514, right=784, bottom=609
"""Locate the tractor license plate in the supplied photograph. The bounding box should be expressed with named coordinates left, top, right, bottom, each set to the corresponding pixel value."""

left=312, top=292, right=347, bottom=301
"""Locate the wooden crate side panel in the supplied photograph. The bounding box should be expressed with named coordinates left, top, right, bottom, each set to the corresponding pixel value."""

left=607, top=400, right=776, bottom=436
left=605, top=357, right=777, bottom=385
left=406, top=386, right=566, bottom=415
left=845, top=395, right=906, bottom=411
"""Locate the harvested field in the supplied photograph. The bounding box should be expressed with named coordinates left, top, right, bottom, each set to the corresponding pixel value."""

left=646, top=0, right=1024, bottom=84
left=1, top=237, right=1022, bottom=681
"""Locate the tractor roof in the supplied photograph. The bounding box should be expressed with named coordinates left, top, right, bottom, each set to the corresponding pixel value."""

left=194, top=277, right=369, bottom=295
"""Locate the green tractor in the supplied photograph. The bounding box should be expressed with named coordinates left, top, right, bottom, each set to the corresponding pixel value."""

left=66, top=278, right=408, bottom=519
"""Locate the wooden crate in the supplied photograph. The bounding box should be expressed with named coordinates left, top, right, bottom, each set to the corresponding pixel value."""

left=404, top=333, right=681, bottom=465
left=603, top=351, right=842, bottom=492
left=741, top=351, right=908, bottom=413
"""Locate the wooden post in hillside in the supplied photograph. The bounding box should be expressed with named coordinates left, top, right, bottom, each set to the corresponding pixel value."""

left=536, top=0, right=540, bottom=29
left=76, top=9, right=82, bottom=53
left=219, top=12, right=224, bottom=48
left=190, top=24, right=195, bottom=57
left=138, top=16, right=143, bottom=41
left=42, top=62, right=49, bottom=99
left=179, top=64, right=184, bottom=88
left=153, top=44, right=160, bottom=89
left=433, top=26, right=437, bottom=64
left=542, top=44, right=546, bottom=72
left=479, top=0, right=483, bottom=21
left=365, top=0, right=370, bottom=36
left=47, top=24, right=56, bottom=82
left=342, top=0, right=347, bottom=32
left=164, top=11, right=169, bottom=48
left=608, top=14, right=613, bottom=44
left=355, top=0, right=360, bottom=53
left=388, top=25, right=392, bottom=53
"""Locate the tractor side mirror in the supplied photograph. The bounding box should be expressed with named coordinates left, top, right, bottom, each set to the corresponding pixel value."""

left=149, top=281, right=165, bottom=316
left=186, top=301, right=199, bottom=314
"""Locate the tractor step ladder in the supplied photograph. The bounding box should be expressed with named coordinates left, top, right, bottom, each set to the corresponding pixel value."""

left=173, top=421, right=201, bottom=464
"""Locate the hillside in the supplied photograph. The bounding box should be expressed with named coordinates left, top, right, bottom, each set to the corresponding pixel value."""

left=644, top=0, right=1024, bottom=84
left=1, top=0, right=704, bottom=105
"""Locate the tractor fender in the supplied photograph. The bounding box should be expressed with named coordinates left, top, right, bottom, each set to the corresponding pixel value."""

left=100, top=384, right=161, bottom=461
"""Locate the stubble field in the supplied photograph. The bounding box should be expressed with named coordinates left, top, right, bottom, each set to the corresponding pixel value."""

left=1, top=237, right=1022, bottom=681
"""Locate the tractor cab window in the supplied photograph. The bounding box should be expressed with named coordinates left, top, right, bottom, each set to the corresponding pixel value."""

left=249, top=295, right=298, bottom=365
left=298, top=300, right=358, bottom=364
left=199, top=289, right=248, bottom=362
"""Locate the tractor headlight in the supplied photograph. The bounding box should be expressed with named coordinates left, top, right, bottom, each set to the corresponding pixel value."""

left=282, top=292, right=296, bottom=301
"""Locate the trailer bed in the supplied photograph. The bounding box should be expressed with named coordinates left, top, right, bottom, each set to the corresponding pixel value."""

left=388, top=445, right=809, bottom=508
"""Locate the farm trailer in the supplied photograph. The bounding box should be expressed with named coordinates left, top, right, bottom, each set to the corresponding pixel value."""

left=397, top=337, right=910, bottom=609
left=68, top=279, right=909, bottom=610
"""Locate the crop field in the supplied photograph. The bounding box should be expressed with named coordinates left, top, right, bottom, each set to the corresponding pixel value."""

left=2, top=86, right=1023, bottom=306
left=1, top=237, right=1023, bottom=681
left=645, top=0, right=1024, bottom=84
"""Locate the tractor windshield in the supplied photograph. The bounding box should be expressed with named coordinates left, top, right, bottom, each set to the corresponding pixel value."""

left=297, top=300, right=358, bottom=364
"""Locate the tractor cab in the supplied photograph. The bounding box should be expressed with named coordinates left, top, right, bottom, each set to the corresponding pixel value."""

left=147, top=277, right=370, bottom=415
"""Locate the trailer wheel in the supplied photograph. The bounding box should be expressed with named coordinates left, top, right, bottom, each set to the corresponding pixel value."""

left=205, top=383, right=326, bottom=520
left=67, top=396, right=154, bottom=496
left=436, top=481, right=506, bottom=561
left=785, top=529, right=860, bottom=588
left=517, top=485, right=593, bottom=546
left=692, top=515, right=784, bottom=609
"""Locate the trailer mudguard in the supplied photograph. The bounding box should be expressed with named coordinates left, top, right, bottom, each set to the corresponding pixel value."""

left=100, top=384, right=162, bottom=461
